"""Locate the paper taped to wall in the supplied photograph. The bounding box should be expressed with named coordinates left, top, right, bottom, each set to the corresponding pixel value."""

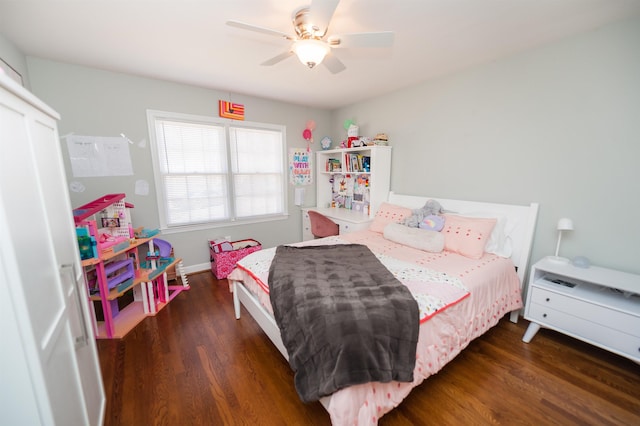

left=66, top=135, right=134, bottom=177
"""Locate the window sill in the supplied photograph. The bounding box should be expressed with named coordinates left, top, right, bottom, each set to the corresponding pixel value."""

left=160, top=213, right=290, bottom=235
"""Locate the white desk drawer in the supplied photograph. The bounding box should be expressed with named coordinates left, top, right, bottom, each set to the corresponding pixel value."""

left=334, top=219, right=370, bottom=234
left=301, top=208, right=372, bottom=241
left=529, top=287, right=640, bottom=336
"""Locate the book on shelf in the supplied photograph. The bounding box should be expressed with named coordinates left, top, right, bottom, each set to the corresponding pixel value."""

left=326, top=158, right=341, bottom=172
left=325, top=153, right=370, bottom=173
left=362, top=156, right=370, bottom=172
left=348, top=154, right=354, bottom=172
left=344, top=154, right=371, bottom=172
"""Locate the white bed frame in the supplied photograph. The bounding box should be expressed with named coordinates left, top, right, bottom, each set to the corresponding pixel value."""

left=386, top=192, right=540, bottom=294
left=231, top=192, right=539, bottom=408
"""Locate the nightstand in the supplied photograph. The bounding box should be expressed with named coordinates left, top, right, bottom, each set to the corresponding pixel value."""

left=523, top=257, right=640, bottom=363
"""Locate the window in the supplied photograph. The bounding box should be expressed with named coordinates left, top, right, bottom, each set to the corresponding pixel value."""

left=147, top=110, right=286, bottom=230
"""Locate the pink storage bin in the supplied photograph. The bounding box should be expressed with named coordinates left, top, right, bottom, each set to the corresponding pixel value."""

left=209, top=239, right=261, bottom=279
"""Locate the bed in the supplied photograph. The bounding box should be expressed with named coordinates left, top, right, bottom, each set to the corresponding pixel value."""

left=228, top=192, right=539, bottom=425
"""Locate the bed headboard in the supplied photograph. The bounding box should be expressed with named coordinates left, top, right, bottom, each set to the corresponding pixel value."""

left=387, top=192, right=539, bottom=285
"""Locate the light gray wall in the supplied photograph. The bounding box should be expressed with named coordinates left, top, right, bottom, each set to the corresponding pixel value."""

left=9, top=16, right=640, bottom=276
left=332, top=16, right=640, bottom=275
left=26, top=58, right=329, bottom=270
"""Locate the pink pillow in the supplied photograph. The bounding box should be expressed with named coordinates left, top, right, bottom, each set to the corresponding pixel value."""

left=369, top=203, right=412, bottom=233
left=442, top=214, right=497, bottom=259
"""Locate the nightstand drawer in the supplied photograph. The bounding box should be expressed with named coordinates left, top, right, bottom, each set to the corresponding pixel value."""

left=529, top=287, right=640, bottom=336
left=528, top=303, right=640, bottom=361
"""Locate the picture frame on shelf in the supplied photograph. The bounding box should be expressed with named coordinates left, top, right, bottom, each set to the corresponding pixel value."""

left=101, top=217, right=121, bottom=228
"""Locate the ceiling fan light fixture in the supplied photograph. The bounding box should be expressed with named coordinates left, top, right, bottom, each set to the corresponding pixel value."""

left=293, top=39, right=330, bottom=69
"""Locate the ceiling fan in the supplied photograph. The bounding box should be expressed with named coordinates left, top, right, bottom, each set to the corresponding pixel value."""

left=226, top=0, right=394, bottom=74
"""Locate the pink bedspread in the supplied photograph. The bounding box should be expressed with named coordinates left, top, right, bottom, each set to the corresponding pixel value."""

left=228, top=230, right=523, bottom=425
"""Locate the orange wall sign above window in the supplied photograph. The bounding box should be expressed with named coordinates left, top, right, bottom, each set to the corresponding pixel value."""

left=219, top=100, right=245, bottom=120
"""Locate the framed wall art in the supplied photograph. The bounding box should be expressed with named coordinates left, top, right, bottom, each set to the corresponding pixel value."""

left=219, top=100, right=245, bottom=120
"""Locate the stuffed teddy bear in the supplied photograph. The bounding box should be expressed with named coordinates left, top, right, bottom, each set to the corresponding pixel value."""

left=404, top=199, right=444, bottom=228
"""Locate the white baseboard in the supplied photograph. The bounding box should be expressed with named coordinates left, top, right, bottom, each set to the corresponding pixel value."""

left=183, top=262, right=210, bottom=275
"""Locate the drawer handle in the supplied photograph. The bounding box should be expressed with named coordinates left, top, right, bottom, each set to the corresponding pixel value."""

left=545, top=297, right=550, bottom=302
left=542, top=313, right=547, bottom=318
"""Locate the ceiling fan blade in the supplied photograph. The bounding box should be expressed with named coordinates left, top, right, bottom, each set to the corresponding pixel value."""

left=309, top=0, right=340, bottom=36
left=226, top=20, right=294, bottom=40
left=261, top=51, right=294, bottom=66
left=328, top=31, right=395, bottom=48
left=322, top=52, right=346, bottom=74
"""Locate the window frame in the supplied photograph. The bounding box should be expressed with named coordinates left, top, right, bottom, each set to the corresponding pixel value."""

left=147, top=109, right=289, bottom=233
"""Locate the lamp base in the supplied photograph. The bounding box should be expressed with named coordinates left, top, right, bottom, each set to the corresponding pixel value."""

left=546, top=255, right=570, bottom=264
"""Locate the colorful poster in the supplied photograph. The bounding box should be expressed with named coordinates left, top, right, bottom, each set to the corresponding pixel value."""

left=289, top=148, right=312, bottom=185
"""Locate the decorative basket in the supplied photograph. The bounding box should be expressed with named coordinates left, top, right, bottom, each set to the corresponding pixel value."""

left=209, top=239, right=261, bottom=279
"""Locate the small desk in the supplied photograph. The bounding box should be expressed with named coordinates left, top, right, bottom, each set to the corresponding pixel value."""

left=301, top=207, right=372, bottom=241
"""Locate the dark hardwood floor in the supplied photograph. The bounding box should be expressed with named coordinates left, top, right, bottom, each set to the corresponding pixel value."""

left=97, top=271, right=640, bottom=425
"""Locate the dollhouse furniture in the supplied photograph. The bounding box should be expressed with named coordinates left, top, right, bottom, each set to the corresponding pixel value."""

left=1, top=73, right=104, bottom=424
left=523, top=257, right=640, bottom=362
left=74, top=194, right=189, bottom=338
left=302, top=146, right=390, bottom=241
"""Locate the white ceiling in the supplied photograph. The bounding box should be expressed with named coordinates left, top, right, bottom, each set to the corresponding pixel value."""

left=1, top=0, right=639, bottom=109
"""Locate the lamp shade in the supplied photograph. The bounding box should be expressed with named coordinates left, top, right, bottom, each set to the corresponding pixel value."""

left=557, top=218, right=574, bottom=231
left=293, top=39, right=330, bottom=68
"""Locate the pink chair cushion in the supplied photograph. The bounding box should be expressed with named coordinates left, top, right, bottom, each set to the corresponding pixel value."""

left=308, top=210, right=339, bottom=238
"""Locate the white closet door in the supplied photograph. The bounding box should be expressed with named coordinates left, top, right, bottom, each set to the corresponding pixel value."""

left=29, top=95, right=105, bottom=425
left=0, top=76, right=103, bottom=424
left=0, top=219, right=42, bottom=425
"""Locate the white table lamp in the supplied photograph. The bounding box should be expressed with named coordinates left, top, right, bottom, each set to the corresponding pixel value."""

left=548, top=217, right=573, bottom=263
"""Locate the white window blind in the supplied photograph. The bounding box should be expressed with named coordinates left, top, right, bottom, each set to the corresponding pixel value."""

left=230, top=127, right=284, bottom=217
left=148, top=110, right=286, bottom=229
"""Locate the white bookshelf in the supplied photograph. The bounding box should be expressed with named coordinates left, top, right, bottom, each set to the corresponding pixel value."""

left=301, top=146, right=391, bottom=241
left=316, top=146, right=391, bottom=215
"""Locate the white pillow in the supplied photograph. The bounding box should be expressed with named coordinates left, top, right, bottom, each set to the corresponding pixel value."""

left=383, top=223, right=444, bottom=253
left=457, top=212, right=517, bottom=258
